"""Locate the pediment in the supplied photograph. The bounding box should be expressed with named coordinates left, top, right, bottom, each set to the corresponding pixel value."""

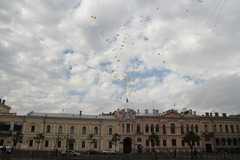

left=160, top=110, right=185, bottom=119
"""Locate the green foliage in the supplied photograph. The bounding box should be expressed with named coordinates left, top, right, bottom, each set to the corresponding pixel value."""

left=12, top=132, right=23, bottom=147
left=182, top=131, right=200, bottom=158
left=34, top=133, right=45, bottom=151
left=53, top=133, right=64, bottom=150
left=111, top=133, right=121, bottom=153
left=87, top=134, right=96, bottom=149
left=148, top=132, right=160, bottom=147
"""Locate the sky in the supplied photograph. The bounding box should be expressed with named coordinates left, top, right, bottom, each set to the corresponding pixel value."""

left=1, top=0, right=240, bottom=116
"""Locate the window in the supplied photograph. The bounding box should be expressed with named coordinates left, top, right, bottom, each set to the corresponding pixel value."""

left=170, top=123, right=175, bottom=134
left=94, top=141, right=97, bottom=148
left=231, top=125, right=234, bottom=133
left=82, top=141, right=85, bottom=148
left=195, top=125, right=199, bottom=133
left=70, top=126, right=75, bottom=134
left=94, top=127, right=98, bottom=134
left=225, top=125, right=228, bottom=133
left=146, top=140, right=149, bottom=146
left=13, top=122, right=22, bottom=132
left=186, top=125, right=189, bottom=132
left=57, top=141, right=61, bottom=147
left=181, top=125, right=184, bottom=134
left=122, top=124, right=125, bottom=133
left=156, top=140, right=160, bottom=146
left=191, top=125, right=194, bottom=132
left=0, top=139, right=4, bottom=146
left=237, top=125, right=240, bottom=133
left=137, top=124, right=141, bottom=133
left=58, top=125, right=63, bottom=134
left=156, top=124, right=159, bottom=133
left=204, top=125, right=208, bottom=133
left=162, top=124, right=166, bottom=134
left=29, top=140, right=33, bottom=147
left=31, top=125, right=35, bottom=132
left=108, top=128, right=112, bottom=135
left=0, top=122, right=10, bottom=131
left=172, top=139, right=176, bottom=146
left=145, top=124, right=149, bottom=133
left=137, top=138, right=142, bottom=142
left=220, top=125, right=223, bottom=132
left=182, top=140, right=185, bottom=146
left=108, top=142, right=112, bottom=148
left=46, top=125, right=51, bottom=133
left=82, top=126, right=87, bottom=134
left=45, top=140, right=49, bottom=147
left=150, top=124, right=154, bottom=132
left=127, top=124, right=130, bottom=133
left=163, top=140, right=167, bottom=146
left=213, top=125, right=217, bottom=133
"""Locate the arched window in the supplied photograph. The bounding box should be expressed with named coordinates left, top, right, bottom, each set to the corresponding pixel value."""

left=170, top=123, right=175, bottom=134
left=186, top=125, right=189, bottom=132
left=58, top=125, right=63, bottom=134
left=70, top=126, right=75, bottom=134
left=204, top=125, right=208, bottom=133
left=151, top=124, right=154, bottom=133
left=219, top=125, right=223, bottom=132
left=82, top=126, right=87, bottom=134
left=137, top=124, right=141, bottom=133
left=237, top=125, right=239, bottom=133
left=191, top=125, right=194, bottom=132
left=46, top=125, right=51, bottom=133
left=231, top=125, right=234, bottom=133
left=156, top=124, right=159, bottom=133
left=213, top=124, right=217, bottom=132
left=94, top=127, right=98, bottom=134
left=225, top=125, right=228, bottom=133
left=195, top=125, right=199, bottom=133
left=145, top=124, right=149, bottom=133
left=137, top=138, right=142, bottom=142
left=162, top=124, right=166, bottom=134
left=181, top=125, right=184, bottom=134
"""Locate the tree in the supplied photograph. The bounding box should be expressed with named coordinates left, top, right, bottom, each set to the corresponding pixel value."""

left=111, top=133, right=121, bottom=153
left=53, top=133, right=64, bottom=151
left=64, top=134, right=75, bottom=151
left=12, top=132, right=23, bottom=153
left=34, top=133, right=45, bottom=151
left=87, top=134, right=96, bottom=150
left=182, top=131, right=200, bottom=158
left=148, top=132, right=159, bottom=158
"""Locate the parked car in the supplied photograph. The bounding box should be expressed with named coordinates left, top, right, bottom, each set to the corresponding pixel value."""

left=102, top=150, right=115, bottom=154
left=61, top=150, right=81, bottom=156
left=86, top=149, right=99, bottom=154
left=0, top=146, right=11, bottom=154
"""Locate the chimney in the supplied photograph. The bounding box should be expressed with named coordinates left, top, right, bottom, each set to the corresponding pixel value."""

left=205, top=112, right=209, bottom=116
left=193, top=111, right=196, bottom=115
left=215, top=112, right=219, bottom=117
left=210, top=113, right=212, bottom=117
left=0, top=99, right=1, bottom=103
left=145, top=109, right=149, bottom=114
left=189, top=109, right=192, bottom=114
left=80, top=111, right=82, bottom=115
left=222, top=113, right=226, bottom=117
left=2, top=99, right=5, bottom=105
left=137, top=109, right=139, bottom=114
left=153, top=109, right=156, bottom=114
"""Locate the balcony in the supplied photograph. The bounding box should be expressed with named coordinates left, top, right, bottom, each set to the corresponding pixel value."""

left=135, top=132, right=143, bottom=135
left=203, top=132, right=214, bottom=137
left=0, top=131, right=12, bottom=136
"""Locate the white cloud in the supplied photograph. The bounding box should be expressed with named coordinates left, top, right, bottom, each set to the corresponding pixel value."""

left=1, top=0, right=240, bottom=116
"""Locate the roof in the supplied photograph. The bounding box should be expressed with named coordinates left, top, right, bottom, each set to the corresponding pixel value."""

left=121, top=112, right=132, bottom=121
left=27, top=111, right=118, bottom=120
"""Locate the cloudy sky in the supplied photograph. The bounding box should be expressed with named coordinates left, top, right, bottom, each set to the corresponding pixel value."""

left=1, top=0, right=240, bottom=116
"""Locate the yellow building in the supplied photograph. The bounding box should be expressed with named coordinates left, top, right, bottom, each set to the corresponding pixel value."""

left=0, top=100, right=119, bottom=152
left=200, top=112, right=240, bottom=153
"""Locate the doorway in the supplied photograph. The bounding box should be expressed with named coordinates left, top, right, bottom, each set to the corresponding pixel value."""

left=123, top=138, right=132, bottom=153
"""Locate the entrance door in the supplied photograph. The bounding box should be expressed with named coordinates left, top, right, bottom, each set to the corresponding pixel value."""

left=123, top=138, right=132, bottom=153
left=205, top=144, right=212, bottom=152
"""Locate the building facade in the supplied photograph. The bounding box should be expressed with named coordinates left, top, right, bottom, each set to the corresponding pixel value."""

left=0, top=99, right=240, bottom=153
